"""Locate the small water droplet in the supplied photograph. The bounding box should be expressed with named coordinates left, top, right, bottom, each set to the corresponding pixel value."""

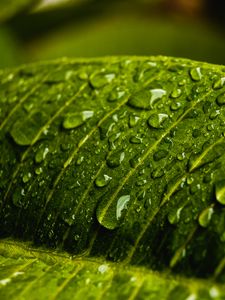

left=129, top=136, right=142, bottom=144
left=209, top=110, right=220, bottom=120
left=22, top=172, right=32, bottom=183
left=95, top=174, right=112, bottom=187
left=108, top=87, right=125, bottom=102
left=216, top=93, right=225, bottom=106
left=106, top=151, right=125, bottom=168
left=177, top=152, right=186, bottom=161
left=198, top=206, right=214, bottom=228
left=148, top=113, right=168, bottom=129
left=129, top=115, right=140, bottom=128
left=190, top=67, right=202, bottom=81
left=63, top=111, right=94, bottom=129
left=170, top=88, right=182, bottom=99
left=151, top=168, right=165, bottom=179
left=168, top=207, right=183, bottom=224
left=213, top=77, right=225, bottom=90
left=98, top=264, right=109, bottom=274
left=170, top=101, right=182, bottom=111
left=90, top=73, right=115, bottom=88
left=153, top=150, right=169, bottom=161
left=215, top=180, right=225, bottom=205
left=35, top=147, right=49, bottom=163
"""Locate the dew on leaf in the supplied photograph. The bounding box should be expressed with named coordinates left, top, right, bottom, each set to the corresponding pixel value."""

left=190, top=67, right=202, bottom=81
left=168, top=207, right=183, bottom=225
left=198, top=206, right=214, bottom=228
left=170, top=101, right=182, bottom=111
left=213, top=77, right=225, bottom=90
left=63, top=110, right=94, bottom=129
left=215, top=180, right=225, bottom=205
left=153, top=150, right=169, bottom=161
left=148, top=113, right=168, bottom=129
left=170, top=88, right=182, bottom=99
left=95, top=174, right=112, bottom=188
left=129, top=115, right=140, bottom=128
left=216, top=93, right=225, bottom=106
left=22, top=172, right=32, bottom=183
left=106, top=151, right=125, bottom=168
left=35, top=147, right=49, bottom=163
left=90, top=73, right=115, bottom=88
left=108, top=87, right=125, bottom=102
left=129, top=136, right=142, bottom=144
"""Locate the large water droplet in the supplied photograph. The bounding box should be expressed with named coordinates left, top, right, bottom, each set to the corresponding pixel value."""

left=168, top=207, right=183, bottom=224
left=150, top=89, right=167, bottom=106
left=198, top=206, right=214, bottom=228
left=190, top=67, right=202, bottom=81
left=153, top=150, right=169, bottom=161
left=95, top=174, right=112, bottom=188
left=116, top=195, right=131, bottom=220
left=128, top=89, right=166, bottom=110
left=148, top=113, right=168, bottom=129
left=63, top=111, right=94, bottom=129
left=215, top=180, right=225, bottom=205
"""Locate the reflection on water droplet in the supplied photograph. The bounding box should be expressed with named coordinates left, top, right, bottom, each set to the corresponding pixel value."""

left=22, top=172, right=32, bottom=183
left=63, top=111, right=94, bottom=129
left=150, top=89, right=167, bottom=106
left=215, top=180, right=225, bottom=205
left=213, top=77, right=225, bottom=90
left=198, top=206, right=214, bottom=228
left=129, top=136, right=142, bottom=144
left=95, top=174, right=112, bottom=187
left=190, top=67, right=202, bottom=81
left=116, top=195, right=130, bottom=220
left=98, top=264, right=109, bottom=274
left=216, top=93, right=225, bottom=106
left=148, top=113, right=168, bottom=129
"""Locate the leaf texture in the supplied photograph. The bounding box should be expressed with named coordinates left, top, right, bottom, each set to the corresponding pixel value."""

left=1, top=56, right=225, bottom=298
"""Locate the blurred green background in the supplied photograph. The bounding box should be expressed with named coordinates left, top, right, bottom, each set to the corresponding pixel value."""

left=1, top=0, right=225, bottom=68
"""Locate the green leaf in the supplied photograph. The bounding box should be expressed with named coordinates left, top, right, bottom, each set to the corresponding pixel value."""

left=1, top=56, right=225, bottom=298
left=0, top=0, right=38, bottom=22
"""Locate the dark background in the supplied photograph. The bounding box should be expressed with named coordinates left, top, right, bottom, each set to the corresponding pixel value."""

left=1, top=0, right=225, bottom=68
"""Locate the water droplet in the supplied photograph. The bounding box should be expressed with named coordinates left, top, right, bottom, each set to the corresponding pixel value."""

left=108, top=87, right=125, bottom=102
left=98, top=264, right=108, bottom=274
left=148, top=113, right=168, bottom=129
left=78, top=71, right=88, bottom=80
left=216, top=93, right=225, bottom=106
left=76, top=156, right=84, bottom=166
left=170, top=88, right=182, bottom=99
left=129, top=115, right=140, bottom=128
left=35, top=147, right=49, bottom=163
left=168, top=207, right=183, bottom=224
left=116, top=195, right=131, bottom=220
left=129, top=136, right=142, bottom=144
left=128, top=89, right=166, bottom=110
left=128, top=89, right=151, bottom=110
left=95, top=174, right=112, bottom=187
left=177, top=152, right=186, bottom=161
left=213, top=77, right=225, bottom=89
left=153, top=150, right=169, bottom=161
left=63, top=111, right=94, bottom=129
left=215, top=180, right=225, bottom=205
left=22, top=172, right=32, bottom=183
left=35, top=167, right=43, bottom=175
left=106, top=151, right=125, bottom=168
left=151, top=168, right=164, bottom=179
left=198, top=206, right=214, bottom=228
left=209, top=110, right=220, bottom=120
left=90, top=73, right=115, bottom=88
left=190, top=67, right=202, bottom=81
left=170, top=101, right=182, bottom=111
